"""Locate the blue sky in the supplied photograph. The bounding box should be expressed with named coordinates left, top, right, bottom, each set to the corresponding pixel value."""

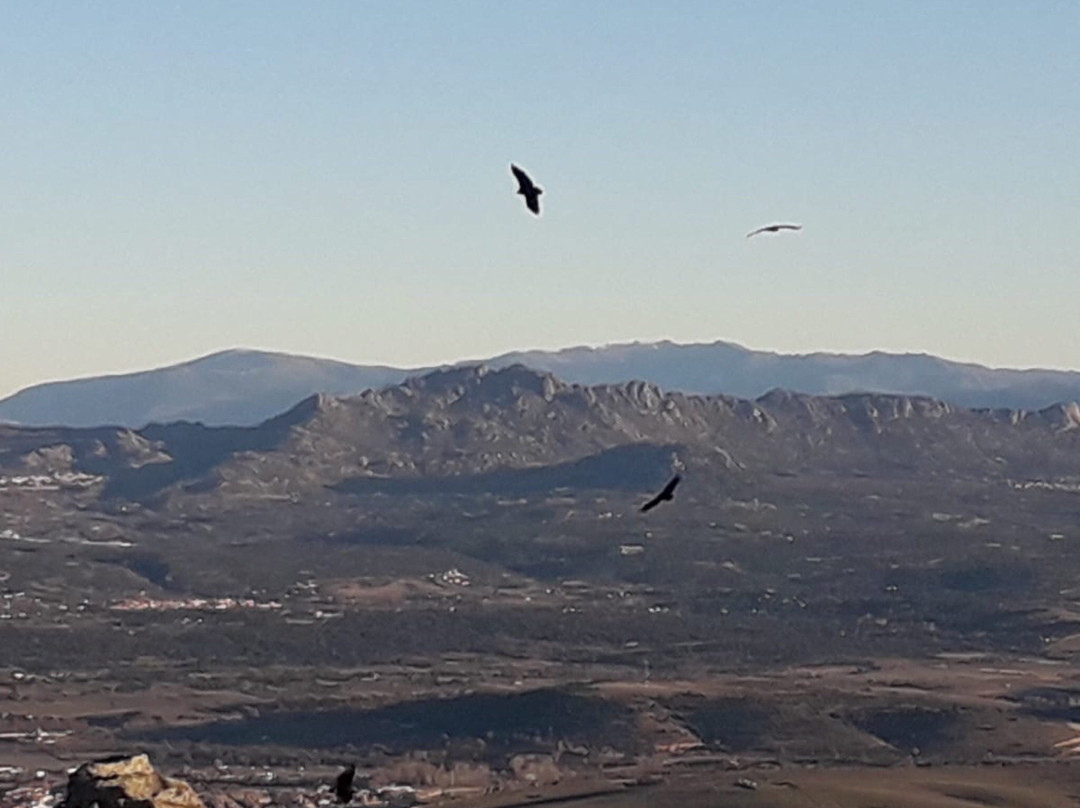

left=2, top=2, right=1078, bottom=396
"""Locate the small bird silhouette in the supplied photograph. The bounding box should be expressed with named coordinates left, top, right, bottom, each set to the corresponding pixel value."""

left=335, top=764, right=356, bottom=804
left=746, top=223, right=802, bottom=238
left=640, top=475, right=681, bottom=512
left=510, top=163, right=543, bottom=215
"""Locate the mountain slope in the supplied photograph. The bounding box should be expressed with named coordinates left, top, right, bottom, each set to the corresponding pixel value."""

left=0, top=349, right=414, bottom=428
left=4, top=340, right=1080, bottom=428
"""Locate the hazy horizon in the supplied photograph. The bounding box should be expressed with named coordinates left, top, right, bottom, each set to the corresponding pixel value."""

left=5, top=336, right=1080, bottom=400
left=3, top=3, right=1078, bottom=398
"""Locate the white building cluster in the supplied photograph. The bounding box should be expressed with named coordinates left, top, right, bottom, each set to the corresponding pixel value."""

left=110, top=595, right=283, bottom=613
left=0, top=471, right=101, bottom=490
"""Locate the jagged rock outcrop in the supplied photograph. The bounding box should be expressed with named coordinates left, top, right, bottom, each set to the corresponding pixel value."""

left=62, top=754, right=205, bottom=808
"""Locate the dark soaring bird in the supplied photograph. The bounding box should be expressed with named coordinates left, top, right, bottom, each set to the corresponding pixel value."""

left=510, top=163, right=543, bottom=215
left=640, top=475, right=681, bottom=512
left=746, top=223, right=802, bottom=238
left=335, top=764, right=356, bottom=804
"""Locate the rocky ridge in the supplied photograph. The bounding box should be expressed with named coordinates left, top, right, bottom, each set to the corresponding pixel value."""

left=1, top=365, right=1080, bottom=505
left=6, top=340, right=1080, bottom=428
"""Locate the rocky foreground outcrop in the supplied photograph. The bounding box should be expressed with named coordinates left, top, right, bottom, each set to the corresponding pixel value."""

left=62, top=754, right=205, bottom=808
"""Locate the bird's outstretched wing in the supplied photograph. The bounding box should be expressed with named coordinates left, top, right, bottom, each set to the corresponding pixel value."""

left=640, top=492, right=664, bottom=512
left=659, top=474, right=681, bottom=499
left=746, top=223, right=802, bottom=238
left=525, top=193, right=541, bottom=215
left=510, top=163, right=534, bottom=193
left=640, top=474, right=681, bottom=512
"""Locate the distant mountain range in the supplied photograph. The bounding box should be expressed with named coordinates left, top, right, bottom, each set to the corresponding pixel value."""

left=3, top=340, right=1080, bottom=428
left=4, top=364, right=1080, bottom=504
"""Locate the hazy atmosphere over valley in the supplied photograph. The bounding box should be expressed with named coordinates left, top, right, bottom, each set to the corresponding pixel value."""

left=2, top=4, right=1080, bottom=808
